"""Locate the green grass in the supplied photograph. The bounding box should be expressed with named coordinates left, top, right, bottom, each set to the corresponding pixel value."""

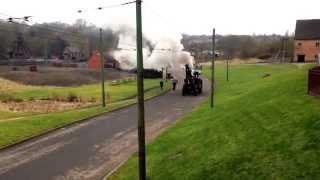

left=109, top=64, right=320, bottom=179
left=0, top=79, right=170, bottom=148
left=0, top=79, right=163, bottom=120
left=11, top=79, right=160, bottom=102
left=0, top=111, right=34, bottom=120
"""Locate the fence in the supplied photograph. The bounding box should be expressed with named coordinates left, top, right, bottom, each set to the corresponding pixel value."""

left=308, top=66, right=320, bottom=96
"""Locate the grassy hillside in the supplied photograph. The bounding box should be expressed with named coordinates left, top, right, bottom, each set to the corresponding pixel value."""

left=109, top=64, right=320, bottom=179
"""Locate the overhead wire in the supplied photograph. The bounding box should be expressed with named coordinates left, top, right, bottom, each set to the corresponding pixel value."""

left=0, top=13, right=84, bottom=39
left=77, top=0, right=136, bottom=13
left=0, top=1, right=185, bottom=54
left=0, top=11, right=107, bottom=46
left=74, top=0, right=138, bottom=48
left=0, top=0, right=137, bottom=40
left=0, top=2, right=141, bottom=58
left=0, top=19, right=86, bottom=45
left=141, top=2, right=191, bottom=54
left=143, top=2, right=186, bottom=37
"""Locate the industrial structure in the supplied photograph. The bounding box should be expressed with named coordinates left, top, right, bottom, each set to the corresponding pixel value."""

left=294, top=19, right=320, bottom=63
left=8, top=33, right=31, bottom=59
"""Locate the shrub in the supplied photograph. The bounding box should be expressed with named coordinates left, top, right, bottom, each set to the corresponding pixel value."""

left=0, top=93, right=23, bottom=103
left=51, top=93, right=62, bottom=101
left=67, top=92, right=79, bottom=102
left=88, top=97, right=97, bottom=103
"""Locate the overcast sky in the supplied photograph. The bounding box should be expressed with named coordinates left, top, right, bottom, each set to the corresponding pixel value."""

left=0, top=0, right=319, bottom=36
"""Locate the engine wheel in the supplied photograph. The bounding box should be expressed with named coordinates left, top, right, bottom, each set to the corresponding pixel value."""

left=182, top=85, right=187, bottom=96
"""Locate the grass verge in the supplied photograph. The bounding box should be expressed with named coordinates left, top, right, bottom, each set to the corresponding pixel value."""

left=4, top=78, right=159, bottom=102
left=108, top=63, right=320, bottom=179
left=0, top=80, right=170, bottom=148
left=0, top=79, right=162, bottom=120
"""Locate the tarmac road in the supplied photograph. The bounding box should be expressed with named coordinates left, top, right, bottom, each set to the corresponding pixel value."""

left=0, top=68, right=209, bottom=180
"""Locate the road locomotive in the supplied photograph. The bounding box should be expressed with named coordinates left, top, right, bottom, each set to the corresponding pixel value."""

left=182, top=64, right=203, bottom=96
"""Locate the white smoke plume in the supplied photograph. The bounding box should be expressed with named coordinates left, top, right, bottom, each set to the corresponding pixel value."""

left=111, top=25, right=150, bottom=69
left=111, top=25, right=194, bottom=70
left=146, top=37, right=194, bottom=70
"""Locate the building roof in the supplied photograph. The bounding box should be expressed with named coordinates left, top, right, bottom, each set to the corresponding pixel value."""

left=64, top=47, right=80, bottom=53
left=295, top=19, right=320, bottom=40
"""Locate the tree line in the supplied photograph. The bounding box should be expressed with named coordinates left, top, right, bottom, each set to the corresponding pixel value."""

left=181, top=34, right=294, bottom=61
left=0, top=19, right=119, bottom=60
left=0, top=19, right=294, bottom=62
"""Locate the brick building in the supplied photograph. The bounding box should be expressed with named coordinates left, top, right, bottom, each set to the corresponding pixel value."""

left=63, top=47, right=84, bottom=61
left=88, top=50, right=120, bottom=70
left=294, top=19, right=320, bottom=63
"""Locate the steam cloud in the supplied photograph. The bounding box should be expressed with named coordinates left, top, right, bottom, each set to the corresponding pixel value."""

left=111, top=25, right=194, bottom=70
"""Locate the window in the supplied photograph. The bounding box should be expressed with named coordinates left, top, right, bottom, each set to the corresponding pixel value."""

left=298, top=42, right=302, bottom=46
left=316, top=42, right=320, bottom=47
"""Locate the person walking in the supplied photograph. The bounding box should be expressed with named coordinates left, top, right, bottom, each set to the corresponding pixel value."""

left=172, top=78, right=178, bottom=91
left=160, top=80, right=164, bottom=90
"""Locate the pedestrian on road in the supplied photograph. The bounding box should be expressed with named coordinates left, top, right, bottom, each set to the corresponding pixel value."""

left=160, top=80, right=164, bottom=90
left=172, top=78, right=178, bottom=91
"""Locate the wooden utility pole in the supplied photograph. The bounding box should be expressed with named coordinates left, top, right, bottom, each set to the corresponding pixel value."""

left=226, top=56, right=229, bottom=81
left=99, top=28, right=106, bottom=107
left=281, top=37, right=285, bottom=63
left=136, top=0, right=146, bottom=179
left=165, top=66, right=168, bottom=82
left=280, top=31, right=289, bottom=63
left=162, top=67, right=165, bottom=79
left=44, top=40, right=48, bottom=63
left=211, top=28, right=216, bottom=108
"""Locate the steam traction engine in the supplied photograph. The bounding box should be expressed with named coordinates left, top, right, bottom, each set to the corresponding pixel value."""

left=182, top=64, right=203, bottom=96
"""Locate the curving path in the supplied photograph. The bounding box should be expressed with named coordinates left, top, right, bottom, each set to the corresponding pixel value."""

left=0, top=69, right=209, bottom=180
